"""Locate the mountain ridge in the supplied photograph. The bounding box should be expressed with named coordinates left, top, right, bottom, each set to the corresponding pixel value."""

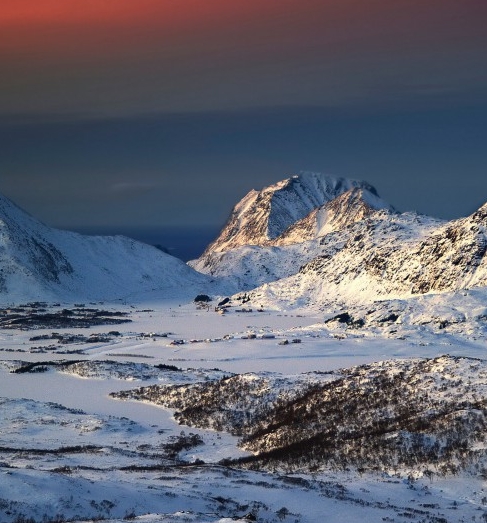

left=2, top=171, right=487, bottom=306
left=0, top=193, right=211, bottom=303
left=201, top=172, right=379, bottom=254
left=243, top=199, right=487, bottom=308
left=274, top=186, right=394, bottom=246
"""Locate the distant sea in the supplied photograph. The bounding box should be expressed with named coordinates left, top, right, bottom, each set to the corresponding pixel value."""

left=71, top=226, right=219, bottom=262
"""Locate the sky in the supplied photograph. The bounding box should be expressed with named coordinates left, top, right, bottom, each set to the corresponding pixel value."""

left=0, top=0, right=486, bottom=259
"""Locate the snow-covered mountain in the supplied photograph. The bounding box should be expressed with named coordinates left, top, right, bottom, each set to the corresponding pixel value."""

left=201, top=172, right=381, bottom=254
left=191, top=173, right=393, bottom=291
left=192, top=172, right=487, bottom=307
left=0, top=193, right=210, bottom=303
left=4, top=170, right=487, bottom=307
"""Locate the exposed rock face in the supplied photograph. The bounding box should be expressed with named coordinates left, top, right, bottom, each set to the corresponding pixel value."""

left=202, top=172, right=378, bottom=254
left=386, top=205, right=487, bottom=294
left=292, top=201, right=487, bottom=301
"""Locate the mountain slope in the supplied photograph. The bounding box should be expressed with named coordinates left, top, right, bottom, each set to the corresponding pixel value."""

left=302, top=201, right=487, bottom=296
left=274, top=186, right=394, bottom=246
left=0, top=193, right=211, bottom=303
left=115, top=355, right=487, bottom=476
left=191, top=175, right=426, bottom=293
left=191, top=174, right=392, bottom=290
left=246, top=201, right=487, bottom=307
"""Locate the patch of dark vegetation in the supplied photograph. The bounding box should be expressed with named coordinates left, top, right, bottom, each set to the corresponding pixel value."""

left=326, top=312, right=353, bottom=324
left=154, top=363, right=182, bottom=372
left=26, top=365, right=49, bottom=373
left=0, top=444, right=102, bottom=455
left=11, top=360, right=84, bottom=374
left=218, top=297, right=231, bottom=307
left=17, top=359, right=194, bottom=381
left=107, top=353, right=154, bottom=359
left=24, top=302, right=48, bottom=308
left=29, top=332, right=114, bottom=345
left=162, top=431, right=204, bottom=459
left=378, top=313, right=400, bottom=323
left=113, top=373, right=319, bottom=437
left=194, top=294, right=211, bottom=303
left=235, top=293, right=251, bottom=303
left=325, top=312, right=365, bottom=328
left=115, top=355, right=487, bottom=477
left=0, top=307, right=131, bottom=331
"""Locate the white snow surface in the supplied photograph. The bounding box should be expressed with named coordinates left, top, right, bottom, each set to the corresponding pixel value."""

left=0, top=193, right=215, bottom=303
left=1, top=298, right=487, bottom=522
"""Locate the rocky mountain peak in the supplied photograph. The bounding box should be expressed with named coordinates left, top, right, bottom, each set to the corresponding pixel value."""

left=202, top=172, right=379, bottom=254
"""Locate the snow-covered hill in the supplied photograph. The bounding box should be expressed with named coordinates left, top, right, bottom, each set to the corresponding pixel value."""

left=2, top=300, right=487, bottom=522
left=247, top=200, right=487, bottom=307
left=115, top=354, right=487, bottom=477
left=0, top=193, right=211, bottom=303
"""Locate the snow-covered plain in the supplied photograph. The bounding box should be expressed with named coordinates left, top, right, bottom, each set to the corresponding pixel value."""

left=2, top=296, right=487, bottom=523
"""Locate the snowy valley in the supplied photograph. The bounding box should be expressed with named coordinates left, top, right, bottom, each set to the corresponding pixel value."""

left=2, top=172, right=487, bottom=522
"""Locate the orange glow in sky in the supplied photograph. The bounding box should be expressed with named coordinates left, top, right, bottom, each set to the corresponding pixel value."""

left=2, top=0, right=482, bottom=54
left=1, top=0, right=485, bottom=116
left=0, top=0, right=486, bottom=233
left=0, top=0, right=296, bottom=60
left=0, top=0, right=295, bottom=28
left=0, top=0, right=201, bottom=25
